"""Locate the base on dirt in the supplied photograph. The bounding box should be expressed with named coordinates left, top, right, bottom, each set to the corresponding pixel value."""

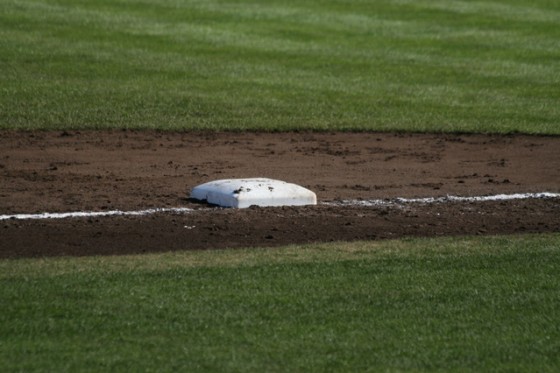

left=190, top=178, right=317, bottom=208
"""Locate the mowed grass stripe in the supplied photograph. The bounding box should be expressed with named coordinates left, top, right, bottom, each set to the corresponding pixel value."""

left=1, top=234, right=560, bottom=371
left=1, top=233, right=559, bottom=277
left=1, top=0, right=559, bottom=132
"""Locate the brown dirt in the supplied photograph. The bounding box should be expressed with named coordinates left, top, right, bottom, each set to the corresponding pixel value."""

left=1, top=130, right=559, bottom=258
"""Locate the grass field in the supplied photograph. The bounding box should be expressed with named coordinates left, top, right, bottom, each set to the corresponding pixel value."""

left=2, top=235, right=560, bottom=372
left=1, top=0, right=559, bottom=133
left=2, top=0, right=560, bottom=371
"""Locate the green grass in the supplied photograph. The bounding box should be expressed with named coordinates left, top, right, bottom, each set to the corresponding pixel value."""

left=2, top=234, right=560, bottom=372
left=2, top=2, right=559, bottom=370
left=1, top=0, right=559, bottom=133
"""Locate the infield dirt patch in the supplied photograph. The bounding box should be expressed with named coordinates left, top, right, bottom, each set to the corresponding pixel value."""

left=1, top=131, right=559, bottom=258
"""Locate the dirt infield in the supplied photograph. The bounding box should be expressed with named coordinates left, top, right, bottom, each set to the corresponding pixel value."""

left=1, top=131, right=559, bottom=258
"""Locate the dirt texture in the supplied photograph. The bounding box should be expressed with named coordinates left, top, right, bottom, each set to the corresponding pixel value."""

left=1, top=130, right=559, bottom=258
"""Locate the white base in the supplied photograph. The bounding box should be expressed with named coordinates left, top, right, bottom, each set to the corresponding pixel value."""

left=190, top=178, right=317, bottom=208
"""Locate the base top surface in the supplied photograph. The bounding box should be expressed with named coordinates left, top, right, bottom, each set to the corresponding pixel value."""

left=190, top=178, right=317, bottom=208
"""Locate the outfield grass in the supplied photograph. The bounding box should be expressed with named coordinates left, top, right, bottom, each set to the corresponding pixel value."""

left=2, top=1, right=559, bottom=371
left=1, top=234, right=560, bottom=371
left=1, top=0, right=559, bottom=133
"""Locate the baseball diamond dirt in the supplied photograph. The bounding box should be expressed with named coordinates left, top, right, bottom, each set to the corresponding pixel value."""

left=1, top=130, right=559, bottom=258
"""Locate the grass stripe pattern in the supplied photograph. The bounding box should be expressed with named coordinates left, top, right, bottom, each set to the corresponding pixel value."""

left=1, top=0, right=559, bottom=133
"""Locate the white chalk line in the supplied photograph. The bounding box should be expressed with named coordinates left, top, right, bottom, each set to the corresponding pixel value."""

left=1, top=192, right=559, bottom=221
left=0, top=207, right=194, bottom=221
left=321, top=192, right=560, bottom=207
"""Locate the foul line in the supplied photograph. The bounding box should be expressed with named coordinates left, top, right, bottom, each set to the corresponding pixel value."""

left=1, top=192, right=559, bottom=221
left=0, top=207, right=194, bottom=221
left=322, top=192, right=560, bottom=207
